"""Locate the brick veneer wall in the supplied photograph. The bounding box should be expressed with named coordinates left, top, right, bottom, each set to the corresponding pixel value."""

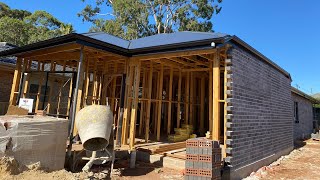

left=225, top=44, right=293, bottom=179
left=0, top=69, right=13, bottom=102
left=292, top=92, right=314, bottom=140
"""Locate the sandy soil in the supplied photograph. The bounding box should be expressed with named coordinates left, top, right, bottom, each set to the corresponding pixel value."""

left=0, top=156, right=87, bottom=180
left=0, top=156, right=183, bottom=180
left=4, top=140, right=318, bottom=180
left=244, top=139, right=320, bottom=180
left=112, top=161, right=183, bottom=180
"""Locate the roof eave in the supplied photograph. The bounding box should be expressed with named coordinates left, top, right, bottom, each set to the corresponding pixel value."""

left=291, top=87, right=320, bottom=104
left=0, top=33, right=131, bottom=58
left=128, top=37, right=226, bottom=56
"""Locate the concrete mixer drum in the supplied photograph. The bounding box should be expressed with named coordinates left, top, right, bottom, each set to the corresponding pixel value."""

left=76, top=105, right=113, bottom=151
left=75, top=105, right=115, bottom=174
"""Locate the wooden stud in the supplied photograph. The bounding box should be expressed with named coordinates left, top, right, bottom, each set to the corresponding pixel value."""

left=9, top=57, right=22, bottom=105
left=153, top=71, right=160, bottom=134
left=139, top=69, right=147, bottom=136
left=177, top=69, right=182, bottom=128
left=83, top=59, right=90, bottom=106
left=190, top=72, right=194, bottom=127
left=46, top=60, right=55, bottom=113
left=101, top=62, right=108, bottom=105
left=163, top=77, right=168, bottom=131
left=145, top=61, right=153, bottom=142
left=125, top=65, right=134, bottom=144
left=209, top=60, right=213, bottom=132
left=66, top=68, right=74, bottom=118
left=35, top=62, right=45, bottom=111
left=213, top=53, right=220, bottom=140
left=116, top=74, right=126, bottom=146
left=22, top=59, right=30, bottom=98
left=122, top=63, right=133, bottom=145
left=167, top=67, right=173, bottom=134
left=98, top=75, right=102, bottom=104
left=129, top=60, right=141, bottom=150
left=92, top=59, right=98, bottom=104
left=200, top=76, right=205, bottom=135
left=184, top=72, right=190, bottom=125
left=57, top=60, right=67, bottom=115
left=111, top=63, right=118, bottom=109
left=156, top=65, right=164, bottom=141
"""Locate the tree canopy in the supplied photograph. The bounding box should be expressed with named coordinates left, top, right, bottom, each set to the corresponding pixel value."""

left=0, top=3, right=74, bottom=46
left=78, top=0, right=222, bottom=40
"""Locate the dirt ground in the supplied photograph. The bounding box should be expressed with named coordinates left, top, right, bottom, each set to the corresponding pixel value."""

left=244, top=139, right=320, bottom=180
left=0, top=157, right=183, bottom=180
left=2, top=140, right=319, bottom=180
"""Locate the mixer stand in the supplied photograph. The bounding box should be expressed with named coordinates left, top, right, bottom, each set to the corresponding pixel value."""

left=81, top=130, right=115, bottom=176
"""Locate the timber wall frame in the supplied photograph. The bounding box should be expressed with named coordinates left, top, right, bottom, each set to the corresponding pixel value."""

left=7, top=42, right=231, bottom=157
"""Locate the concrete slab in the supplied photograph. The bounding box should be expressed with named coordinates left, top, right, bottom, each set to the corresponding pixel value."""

left=136, top=150, right=185, bottom=170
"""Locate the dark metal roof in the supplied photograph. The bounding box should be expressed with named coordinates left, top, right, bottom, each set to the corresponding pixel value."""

left=129, top=31, right=229, bottom=50
left=0, top=31, right=291, bottom=79
left=0, top=42, right=18, bottom=66
left=82, top=32, right=130, bottom=49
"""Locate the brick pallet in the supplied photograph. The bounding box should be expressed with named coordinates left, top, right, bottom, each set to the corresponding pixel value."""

left=185, top=138, right=222, bottom=180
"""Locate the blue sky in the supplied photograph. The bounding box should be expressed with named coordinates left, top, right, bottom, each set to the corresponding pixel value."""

left=1, top=0, right=319, bottom=94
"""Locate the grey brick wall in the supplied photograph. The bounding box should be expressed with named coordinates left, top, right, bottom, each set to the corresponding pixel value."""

left=0, top=69, right=13, bottom=102
left=225, top=44, right=293, bottom=178
left=292, top=93, right=314, bottom=140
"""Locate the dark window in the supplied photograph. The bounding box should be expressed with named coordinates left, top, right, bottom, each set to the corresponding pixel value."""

left=294, top=101, right=299, bottom=123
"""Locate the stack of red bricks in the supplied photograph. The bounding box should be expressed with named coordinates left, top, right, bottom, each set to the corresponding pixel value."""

left=185, top=138, right=222, bottom=180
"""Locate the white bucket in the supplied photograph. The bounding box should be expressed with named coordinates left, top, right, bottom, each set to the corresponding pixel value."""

left=75, top=105, right=113, bottom=151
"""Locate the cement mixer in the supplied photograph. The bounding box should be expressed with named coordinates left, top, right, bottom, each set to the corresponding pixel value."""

left=75, top=104, right=115, bottom=173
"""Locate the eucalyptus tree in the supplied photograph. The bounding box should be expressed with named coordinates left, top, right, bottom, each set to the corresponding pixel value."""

left=79, top=0, right=223, bottom=40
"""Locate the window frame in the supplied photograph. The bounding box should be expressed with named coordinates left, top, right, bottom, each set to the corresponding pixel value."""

left=294, top=101, right=299, bottom=123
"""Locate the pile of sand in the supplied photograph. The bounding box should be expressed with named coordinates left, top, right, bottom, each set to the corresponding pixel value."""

left=0, top=156, right=20, bottom=175
left=0, top=156, right=88, bottom=180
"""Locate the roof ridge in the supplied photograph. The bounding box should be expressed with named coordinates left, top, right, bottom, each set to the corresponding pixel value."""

left=81, top=31, right=130, bottom=42
left=81, top=31, right=105, bottom=35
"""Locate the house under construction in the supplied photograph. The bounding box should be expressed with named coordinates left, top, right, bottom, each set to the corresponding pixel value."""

left=0, top=31, right=297, bottom=179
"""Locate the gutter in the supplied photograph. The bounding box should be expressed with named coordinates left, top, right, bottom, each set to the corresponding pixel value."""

left=291, top=87, right=320, bottom=104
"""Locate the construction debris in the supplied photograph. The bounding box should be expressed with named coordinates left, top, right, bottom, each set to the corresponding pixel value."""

left=137, top=141, right=186, bottom=154
left=311, top=130, right=320, bottom=140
